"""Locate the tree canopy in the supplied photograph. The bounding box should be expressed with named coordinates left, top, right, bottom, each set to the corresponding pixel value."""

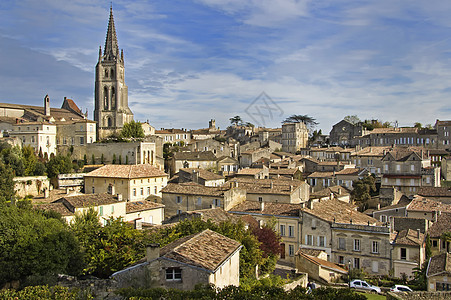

left=282, top=115, right=318, bottom=127
left=344, top=115, right=361, bottom=125
left=120, top=120, right=145, bottom=139
left=229, top=116, right=243, bottom=126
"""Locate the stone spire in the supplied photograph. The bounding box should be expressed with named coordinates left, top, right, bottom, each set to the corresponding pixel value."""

left=103, top=5, right=119, bottom=61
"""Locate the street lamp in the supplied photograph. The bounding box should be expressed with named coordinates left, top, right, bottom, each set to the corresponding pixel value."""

left=348, top=260, right=352, bottom=287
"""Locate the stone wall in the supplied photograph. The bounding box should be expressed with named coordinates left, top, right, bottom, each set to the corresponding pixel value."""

left=387, top=291, right=451, bottom=300
left=14, top=176, right=49, bottom=198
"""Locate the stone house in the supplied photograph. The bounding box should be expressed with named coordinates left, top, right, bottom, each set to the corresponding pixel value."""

left=187, top=138, right=237, bottom=158
left=351, top=146, right=391, bottom=176
left=281, top=122, right=308, bottom=154
left=354, top=127, right=438, bottom=149
left=372, top=197, right=411, bottom=223
left=239, top=148, right=272, bottom=168
left=125, top=201, right=165, bottom=225
left=190, top=120, right=222, bottom=140
left=268, top=168, right=302, bottom=180
left=216, top=156, right=239, bottom=176
left=170, top=151, right=217, bottom=176
left=84, top=164, right=168, bottom=201
left=10, top=121, right=57, bottom=155
left=295, top=249, right=347, bottom=283
left=161, top=182, right=246, bottom=219
left=308, top=146, right=352, bottom=162
left=178, top=168, right=225, bottom=187
left=229, top=201, right=301, bottom=263
left=426, top=252, right=451, bottom=291
left=427, top=212, right=451, bottom=256
left=406, top=196, right=451, bottom=223
left=155, top=128, right=191, bottom=146
left=14, top=176, right=50, bottom=198
left=235, top=167, right=269, bottom=179
left=309, top=186, right=351, bottom=203
left=225, top=178, right=310, bottom=204
left=442, top=157, right=451, bottom=181
left=329, top=119, right=364, bottom=146
left=111, top=229, right=242, bottom=290
left=435, top=120, right=451, bottom=151
left=392, top=229, right=425, bottom=279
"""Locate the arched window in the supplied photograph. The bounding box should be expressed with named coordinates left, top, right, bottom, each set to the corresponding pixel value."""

left=111, top=87, right=116, bottom=109
left=104, top=69, right=108, bottom=78
left=103, top=86, right=109, bottom=110
left=107, top=117, right=112, bottom=127
left=111, top=68, right=115, bottom=78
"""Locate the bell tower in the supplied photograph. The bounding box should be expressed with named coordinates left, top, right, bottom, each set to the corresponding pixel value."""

left=94, top=6, right=134, bottom=140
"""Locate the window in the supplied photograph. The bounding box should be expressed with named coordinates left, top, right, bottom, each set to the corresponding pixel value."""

left=140, top=187, right=144, bottom=196
left=99, top=206, right=103, bottom=216
left=177, top=209, right=182, bottom=215
left=380, top=215, right=387, bottom=223
left=80, top=137, right=84, bottom=145
left=288, top=226, right=294, bottom=237
left=92, top=187, right=95, bottom=193
left=176, top=196, right=182, bottom=204
left=354, top=258, right=360, bottom=269
left=197, top=197, right=202, bottom=205
left=372, top=241, right=379, bottom=253
left=154, top=186, right=158, bottom=194
left=433, top=240, right=438, bottom=247
left=147, top=187, right=150, bottom=195
left=166, top=268, right=182, bottom=281
left=305, top=234, right=313, bottom=246
left=280, top=225, right=286, bottom=236
left=396, top=165, right=401, bottom=171
left=289, top=245, right=295, bottom=256
left=213, top=198, right=221, bottom=207
left=133, top=188, right=136, bottom=197
left=338, top=238, right=346, bottom=250
left=258, top=197, right=263, bottom=202
left=400, top=248, right=407, bottom=260
left=318, top=236, right=325, bottom=247
left=354, top=239, right=360, bottom=251
left=411, top=164, right=415, bottom=171
left=338, top=256, right=344, bottom=264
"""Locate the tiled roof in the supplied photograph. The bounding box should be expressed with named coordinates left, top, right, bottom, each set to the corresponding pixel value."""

left=126, top=200, right=164, bottom=213
left=384, top=147, right=427, bottom=161
left=427, top=212, right=451, bottom=238
left=161, top=182, right=225, bottom=197
left=352, top=146, right=391, bottom=157
left=173, top=151, right=217, bottom=161
left=427, top=252, right=451, bottom=277
left=369, top=128, right=419, bottom=134
left=85, top=164, right=167, bottom=179
left=394, top=229, right=424, bottom=246
left=297, top=252, right=347, bottom=274
left=418, top=187, right=451, bottom=198
left=55, top=193, right=123, bottom=208
left=376, top=197, right=411, bottom=211
left=303, top=199, right=379, bottom=225
left=296, top=248, right=324, bottom=257
left=230, top=201, right=300, bottom=217
left=237, top=168, right=264, bottom=175
left=179, top=168, right=224, bottom=181
left=310, top=186, right=351, bottom=198
left=436, top=120, right=451, bottom=126
left=307, top=171, right=334, bottom=178
left=33, top=188, right=76, bottom=204
left=310, top=146, right=345, bottom=152
left=317, top=161, right=346, bottom=166
left=35, top=202, right=74, bottom=216
left=407, top=196, right=451, bottom=213
left=62, top=98, right=82, bottom=114
left=224, top=178, right=305, bottom=195
left=160, top=229, right=241, bottom=271
left=335, top=168, right=361, bottom=176
left=269, top=168, right=298, bottom=175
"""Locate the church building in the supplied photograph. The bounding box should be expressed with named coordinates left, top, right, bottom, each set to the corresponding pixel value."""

left=94, top=7, right=134, bottom=140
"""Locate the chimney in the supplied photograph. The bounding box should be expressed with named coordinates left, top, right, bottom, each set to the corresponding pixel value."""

left=134, top=218, right=142, bottom=230
left=307, top=200, right=314, bottom=210
left=44, top=95, right=50, bottom=117
left=259, top=199, right=265, bottom=212
left=377, top=203, right=380, bottom=210
left=117, top=194, right=123, bottom=201
left=417, top=229, right=421, bottom=239
left=66, top=187, right=70, bottom=194
left=338, top=187, right=342, bottom=195
left=146, top=243, right=160, bottom=262
left=192, top=170, right=199, bottom=184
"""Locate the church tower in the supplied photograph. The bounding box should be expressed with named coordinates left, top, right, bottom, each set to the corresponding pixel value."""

left=94, top=6, right=134, bottom=140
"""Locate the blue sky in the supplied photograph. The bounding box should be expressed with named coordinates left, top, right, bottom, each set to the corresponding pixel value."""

left=1, top=0, right=451, bottom=133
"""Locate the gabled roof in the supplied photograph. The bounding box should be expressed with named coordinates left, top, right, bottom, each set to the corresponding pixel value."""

left=310, top=185, right=351, bottom=199
left=393, top=229, right=424, bottom=246
left=427, top=252, right=451, bottom=277
left=35, top=202, right=74, bottom=216
left=237, top=168, right=264, bottom=175
left=302, top=199, right=379, bottom=225
left=54, top=193, right=123, bottom=208
left=160, top=229, right=241, bottom=272
left=85, top=164, right=167, bottom=179
left=297, top=252, right=347, bottom=274
left=407, top=196, right=451, bottom=213
left=427, top=212, right=451, bottom=238
left=418, top=187, right=451, bottom=198
left=161, top=182, right=225, bottom=197
left=173, top=151, right=217, bottom=161
left=224, top=178, right=306, bottom=195
left=126, top=200, right=164, bottom=214
left=163, top=207, right=240, bottom=225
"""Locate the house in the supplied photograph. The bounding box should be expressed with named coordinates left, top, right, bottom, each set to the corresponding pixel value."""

left=295, top=249, right=348, bottom=283
left=392, top=229, right=425, bottom=279
left=354, top=127, right=438, bottom=149
left=372, top=196, right=411, bottom=223
left=239, top=148, right=272, bottom=168
left=161, top=182, right=246, bottom=219
left=111, top=229, right=242, bottom=290
left=187, top=136, right=237, bottom=158
left=406, top=195, right=451, bottom=222
left=216, top=156, right=239, bottom=176
left=229, top=201, right=301, bottom=262
left=125, top=200, right=165, bottom=225
left=351, top=146, right=391, bottom=176
left=235, top=167, right=269, bottom=179
left=225, top=177, right=310, bottom=204
left=155, top=128, right=191, bottom=146
left=329, top=119, right=365, bottom=146
left=418, top=187, right=451, bottom=205
left=281, top=122, right=308, bottom=153
left=269, top=168, right=302, bottom=180
left=309, top=186, right=351, bottom=203
left=178, top=168, right=225, bottom=187
left=426, top=252, right=451, bottom=291
left=435, top=120, right=451, bottom=151
left=427, top=212, right=451, bottom=256
left=84, top=164, right=168, bottom=201
left=170, top=151, right=217, bottom=176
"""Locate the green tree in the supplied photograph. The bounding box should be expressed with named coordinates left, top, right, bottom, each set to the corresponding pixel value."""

left=0, top=205, right=83, bottom=286
left=0, top=162, right=15, bottom=204
left=113, top=154, right=116, bottom=164
left=229, top=116, right=243, bottom=126
left=282, top=115, right=318, bottom=134
left=83, top=154, right=88, bottom=165
left=119, top=155, right=122, bottom=165
left=22, top=145, right=38, bottom=176
left=101, top=153, right=105, bottom=164
left=46, top=154, right=73, bottom=178
left=120, top=120, right=145, bottom=139
left=1, top=145, right=25, bottom=176
left=414, top=122, right=422, bottom=129
left=344, top=115, right=361, bottom=125
left=351, top=174, right=377, bottom=210
left=92, top=154, right=95, bottom=165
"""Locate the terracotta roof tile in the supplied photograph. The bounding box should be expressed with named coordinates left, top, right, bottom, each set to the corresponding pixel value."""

left=237, top=168, right=264, bottom=175
left=126, top=200, right=164, bottom=213
left=54, top=193, right=123, bottom=208
left=427, top=252, right=451, bottom=277
left=225, top=178, right=306, bottom=195
left=160, top=229, right=241, bottom=271
left=427, top=212, right=451, bottom=238
left=418, top=187, right=451, bottom=198
left=394, top=229, right=424, bottom=246
left=173, top=151, right=217, bottom=161
left=35, top=202, right=74, bottom=216
left=161, top=182, right=225, bottom=197
left=85, top=164, right=167, bottom=179
left=407, top=196, right=451, bottom=213
left=230, top=201, right=300, bottom=217
left=297, top=252, right=347, bottom=274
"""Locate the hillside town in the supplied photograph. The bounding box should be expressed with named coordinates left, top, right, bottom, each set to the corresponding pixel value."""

left=1, top=6, right=451, bottom=300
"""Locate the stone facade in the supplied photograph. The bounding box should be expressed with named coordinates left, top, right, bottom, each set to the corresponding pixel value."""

left=14, top=176, right=50, bottom=198
left=281, top=122, right=308, bottom=153
left=94, top=7, right=134, bottom=140
left=329, top=120, right=364, bottom=146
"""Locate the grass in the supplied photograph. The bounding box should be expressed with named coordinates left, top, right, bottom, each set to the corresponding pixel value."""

left=357, top=292, right=386, bottom=300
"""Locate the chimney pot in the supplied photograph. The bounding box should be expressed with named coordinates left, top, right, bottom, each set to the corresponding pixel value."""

left=146, top=243, right=160, bottom=262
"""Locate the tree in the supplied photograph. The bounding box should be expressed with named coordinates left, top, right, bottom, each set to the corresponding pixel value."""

left=1, top=145, right=25, bottom=176
left=229, top=116, right=243, bottom=126
left=46, top=154, right=73, bottom=178
left=71, top=209, right=145, bottom=278
left=113, top=154, right=116, bottom=164
left=101, top=153, right=105, bottom=164
left=0, top=205, right=83, bottom=286
left=414, top=122, right=422, bottom=129
left=0, top=162, right=15, bottom=204
left=22, top=145, right=38, bottom=176
left=92, top=154, right=95, bottom=165
left=351, top=174, right=377, bottom=210
left=282, top=115, right=318, bottom=133
left=120, top=120, right=145, bottom=139
left=344, top=115, right=361, bottom=125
